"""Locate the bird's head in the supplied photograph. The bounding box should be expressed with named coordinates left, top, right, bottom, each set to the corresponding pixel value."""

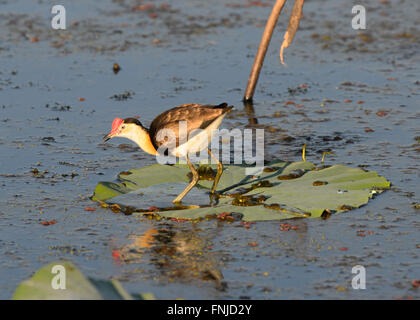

left=103, top=117, right=147, bottom=142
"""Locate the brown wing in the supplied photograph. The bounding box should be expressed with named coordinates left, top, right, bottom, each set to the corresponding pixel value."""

left=149, top=103, right=232, bottom=151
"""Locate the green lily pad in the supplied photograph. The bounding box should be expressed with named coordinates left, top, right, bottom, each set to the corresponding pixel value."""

left=91, top=161, right=390, bottom=221
left=12, top=261, right=154, bottom=300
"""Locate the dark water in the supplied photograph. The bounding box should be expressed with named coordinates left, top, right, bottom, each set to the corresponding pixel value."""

left=0, top=0, right=419, bottom=299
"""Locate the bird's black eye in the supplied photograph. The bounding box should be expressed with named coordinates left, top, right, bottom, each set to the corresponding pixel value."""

left=121, top=125, right=126, bottom=130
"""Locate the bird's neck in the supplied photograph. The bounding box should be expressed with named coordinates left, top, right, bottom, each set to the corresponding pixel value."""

left=131, top=127, right=158, bottom=156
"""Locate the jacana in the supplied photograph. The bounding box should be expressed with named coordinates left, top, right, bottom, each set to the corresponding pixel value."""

left=104, top=103, right=232, bottom=203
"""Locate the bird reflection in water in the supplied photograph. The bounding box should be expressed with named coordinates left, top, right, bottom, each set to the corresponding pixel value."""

left=113, top=223, right=226, bottom=290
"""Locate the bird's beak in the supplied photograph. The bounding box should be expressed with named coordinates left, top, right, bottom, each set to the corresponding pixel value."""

left=103, top=133, right=111, bottom=142
left=103, top=132, right=115, bottom=142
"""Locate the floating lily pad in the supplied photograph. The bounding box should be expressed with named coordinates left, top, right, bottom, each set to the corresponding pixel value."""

left=91, top=161, right=390, bottom=221
left=12, top=261, right=154, bottom=300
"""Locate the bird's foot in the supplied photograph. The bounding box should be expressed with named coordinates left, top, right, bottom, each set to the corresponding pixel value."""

left=209, top=191, right=222, bottom=205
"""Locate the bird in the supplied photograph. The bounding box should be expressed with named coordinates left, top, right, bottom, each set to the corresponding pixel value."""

left=103, top=103, right=233, bottom=203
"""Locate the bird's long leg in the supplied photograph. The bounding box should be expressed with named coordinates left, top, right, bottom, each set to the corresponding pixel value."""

left=207, top=148, right=223, bottom=194
left=173, top=154, right=199, bottom=203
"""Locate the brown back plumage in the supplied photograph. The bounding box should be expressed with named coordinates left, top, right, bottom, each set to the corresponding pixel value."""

left=149, top=103, right=232, bottom=150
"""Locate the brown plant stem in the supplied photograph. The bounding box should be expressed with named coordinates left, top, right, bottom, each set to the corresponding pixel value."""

left=243, top=0, right=287, bottom=102
left=280, top=0, right=304, bottom=64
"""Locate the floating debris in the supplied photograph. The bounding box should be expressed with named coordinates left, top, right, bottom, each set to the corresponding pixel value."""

left=113, top=63, right=121, bottom=74
left=110, top=90, right=134, bottom=101
left=216, top=212, right=235, bottom=222
left=288, top=84, right=308, bottom=96
left=41, top=137, right=55, bottom=142
left=321, top=209, right=333, bottom=220
left=40, top=220, right=57, bottom=226
left=51, top=103, right=71, bottom=111
left=313, top=180, right=328, bottom=186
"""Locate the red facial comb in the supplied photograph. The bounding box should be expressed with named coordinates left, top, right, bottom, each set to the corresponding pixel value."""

left=110, top=118, right=124, bottom=134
